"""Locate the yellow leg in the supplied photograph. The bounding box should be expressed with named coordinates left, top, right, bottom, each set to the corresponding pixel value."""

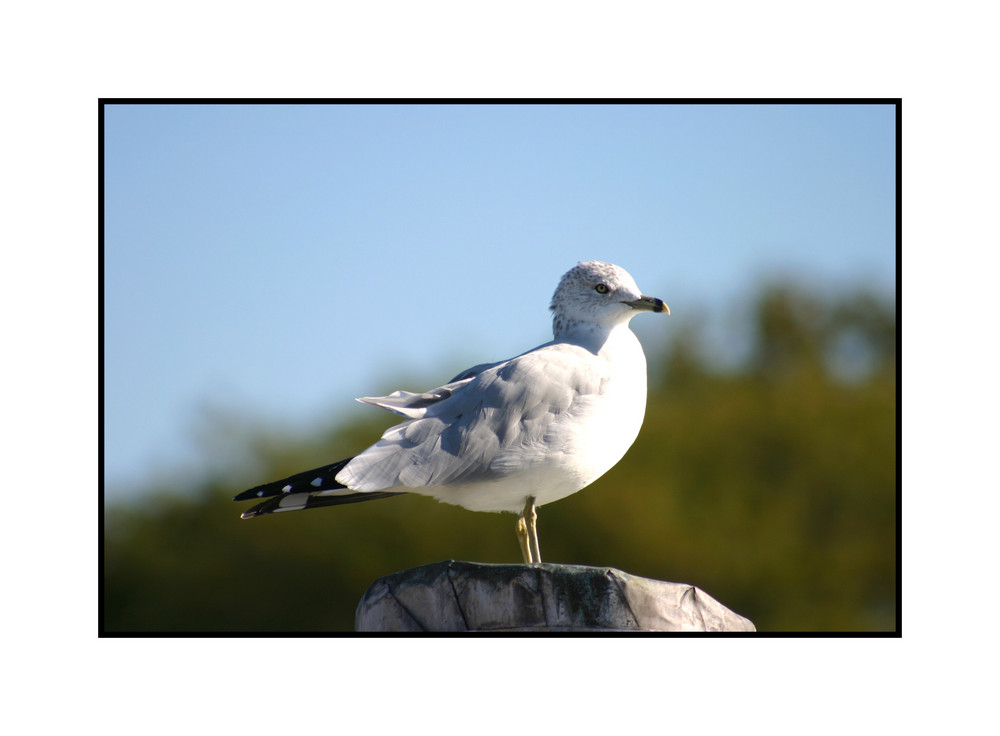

left=516, top=496, right=542, bottom=564
left=516, top=515, right=531, bottom=563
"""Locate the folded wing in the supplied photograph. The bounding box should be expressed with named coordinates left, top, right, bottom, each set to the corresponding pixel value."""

left=337, top=343, right=605, bottom=492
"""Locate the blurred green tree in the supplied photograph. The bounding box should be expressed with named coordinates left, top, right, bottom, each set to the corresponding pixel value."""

left=103, top=283, right=896, bottom=633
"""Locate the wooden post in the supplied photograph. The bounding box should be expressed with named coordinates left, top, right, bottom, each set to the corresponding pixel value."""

left=356, top=560, right=755, bottom=632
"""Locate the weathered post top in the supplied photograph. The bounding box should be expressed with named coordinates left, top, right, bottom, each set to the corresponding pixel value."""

left=356, top=560, right=755, bottom=632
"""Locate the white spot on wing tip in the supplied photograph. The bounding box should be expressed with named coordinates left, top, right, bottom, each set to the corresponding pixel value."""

left=282, top=484, right=292, bottom=493
left=256, top=490, right=264, bottom=497
left=310, top=477, right=323, bottom=487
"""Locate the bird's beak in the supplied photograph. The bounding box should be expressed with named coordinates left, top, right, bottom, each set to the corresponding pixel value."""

left=625, top=295, right=669, bottom=314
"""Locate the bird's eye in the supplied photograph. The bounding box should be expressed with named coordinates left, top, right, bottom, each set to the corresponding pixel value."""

left=595, top=283, right=609, bottom=294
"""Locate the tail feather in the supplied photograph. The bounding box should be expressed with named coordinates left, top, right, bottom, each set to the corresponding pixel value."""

left=240, top=490, right=405, bottom=519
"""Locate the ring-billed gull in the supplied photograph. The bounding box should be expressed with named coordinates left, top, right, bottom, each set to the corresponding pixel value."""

left=234, top=260, right=668, bottom=563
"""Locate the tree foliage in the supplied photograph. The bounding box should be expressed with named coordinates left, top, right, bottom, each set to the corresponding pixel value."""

left=104, top=283, right=897, bottom=632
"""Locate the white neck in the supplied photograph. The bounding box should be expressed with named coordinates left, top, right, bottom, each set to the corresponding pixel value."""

left=553, top=317, right=636, bottom=355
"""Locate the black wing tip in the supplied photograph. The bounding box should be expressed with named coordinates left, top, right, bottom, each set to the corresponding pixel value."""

left=233, top=458, right=354, bottom=503
left=233, top=487, right=280, bottom=502
left=237, top=490, right=406, bottom=520
left=233, top=487, right=271, bottom=502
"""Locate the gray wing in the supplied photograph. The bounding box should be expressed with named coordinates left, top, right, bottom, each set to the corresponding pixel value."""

left=336, top=343, right=606, bottom=491
left=352, top=360, right=506, bottom=419
left=448, top=360, right=506, bottom=383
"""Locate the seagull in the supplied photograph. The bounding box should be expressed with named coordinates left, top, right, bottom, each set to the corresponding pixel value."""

left=234, top=260, right=668, bottom=563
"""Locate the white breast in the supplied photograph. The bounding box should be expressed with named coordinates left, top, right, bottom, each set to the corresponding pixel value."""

left=429, top=324, right=648, bottom=513
left=554, top=324, right=648, bottom=489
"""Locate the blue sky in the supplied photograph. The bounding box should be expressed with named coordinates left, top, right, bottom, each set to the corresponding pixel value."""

left=103, top=102, right=896, bottom=500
